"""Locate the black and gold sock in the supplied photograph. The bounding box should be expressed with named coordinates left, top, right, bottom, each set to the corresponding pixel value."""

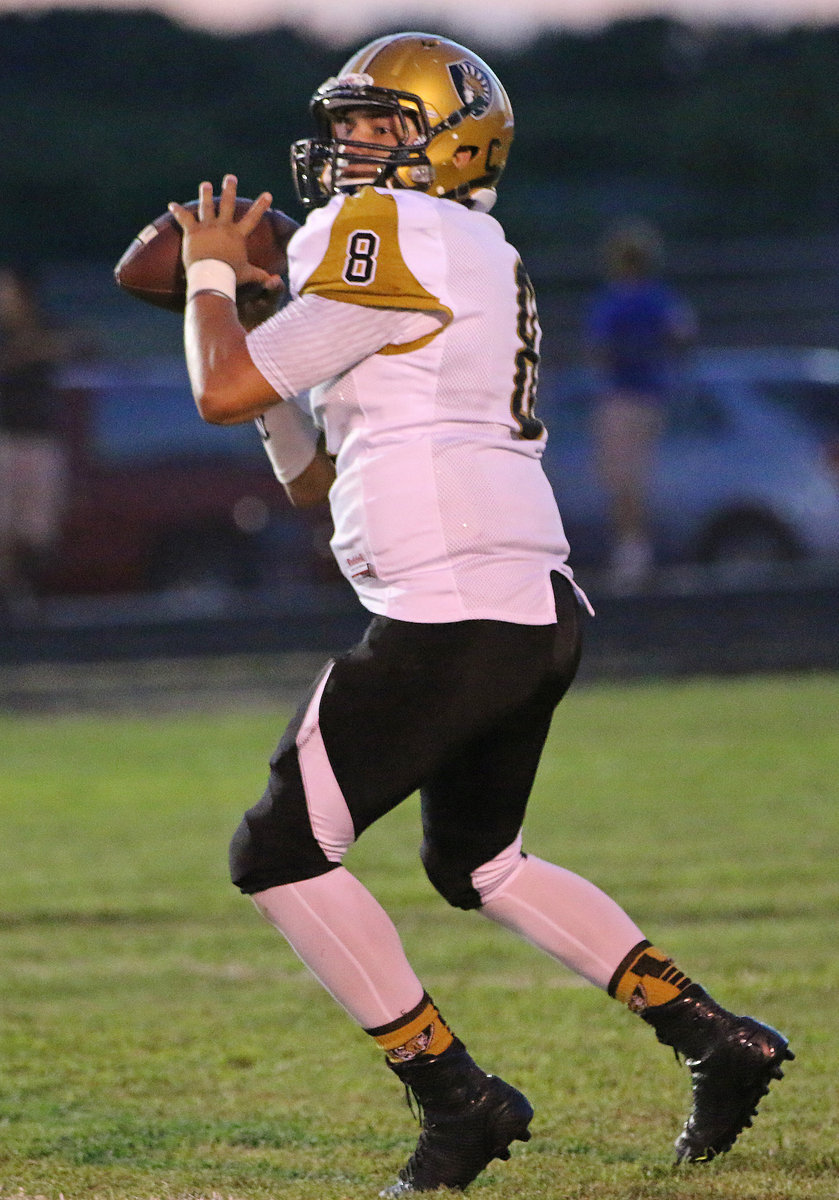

left=608, top=939, right=693, bottom=1014
left=365, top=992, right=455, bottom=1063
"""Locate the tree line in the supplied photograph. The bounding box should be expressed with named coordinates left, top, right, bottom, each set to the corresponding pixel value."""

left=3, top=10, right=839, bottom=267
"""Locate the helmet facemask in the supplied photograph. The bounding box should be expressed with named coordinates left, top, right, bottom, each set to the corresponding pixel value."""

left=291, top=78, right=435, bottom=208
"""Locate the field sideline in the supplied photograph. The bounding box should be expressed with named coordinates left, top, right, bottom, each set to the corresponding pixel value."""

left=1, top=671, right=837, bottom=1200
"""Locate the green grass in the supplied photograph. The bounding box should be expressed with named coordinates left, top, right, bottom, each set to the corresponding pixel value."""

left=1, top=671, right=837, bottom=1200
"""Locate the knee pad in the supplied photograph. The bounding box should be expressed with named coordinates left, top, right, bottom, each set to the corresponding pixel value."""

left=230, top=662, right=357, bottom=894
left=229, top=728, right=351, bottom=893
left=228, top=771, right=338, bottom=894
left=421, top=833, right=525, bottom=911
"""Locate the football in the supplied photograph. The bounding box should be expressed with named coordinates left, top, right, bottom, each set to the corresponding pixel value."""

left=113, top=198, right=299, bottom=312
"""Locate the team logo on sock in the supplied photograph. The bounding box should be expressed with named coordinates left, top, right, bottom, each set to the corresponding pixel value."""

left=628, top=983, right=649, bottom=1013
left=388, top=1023, right=434, bottom=1062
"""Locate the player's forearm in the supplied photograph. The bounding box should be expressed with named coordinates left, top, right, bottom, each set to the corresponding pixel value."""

left=184, top=292, right=280, bottom=425
left=283, top=446, right=336, bottom=507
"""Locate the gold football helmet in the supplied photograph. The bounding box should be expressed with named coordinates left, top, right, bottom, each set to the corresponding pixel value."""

left=290, top=32, right=514, bottom=211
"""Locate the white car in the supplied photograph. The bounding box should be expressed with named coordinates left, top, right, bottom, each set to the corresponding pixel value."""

left=538, top=348, right=839, bottom=570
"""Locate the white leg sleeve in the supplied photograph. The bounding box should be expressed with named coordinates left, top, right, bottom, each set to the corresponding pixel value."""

left=252, top=867, right=425, bottom=1028
left=480, top=854, right=645, bottom=991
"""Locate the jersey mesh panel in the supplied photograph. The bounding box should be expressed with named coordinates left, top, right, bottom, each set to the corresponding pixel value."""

left=435, top=227, right=494, bottom=416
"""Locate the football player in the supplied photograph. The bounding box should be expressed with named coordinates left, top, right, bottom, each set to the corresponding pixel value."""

left=169, top=32, right=792, bottom=1194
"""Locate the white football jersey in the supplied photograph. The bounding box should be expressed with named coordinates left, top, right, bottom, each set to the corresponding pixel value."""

left=250, top=186, right=575, bottom=624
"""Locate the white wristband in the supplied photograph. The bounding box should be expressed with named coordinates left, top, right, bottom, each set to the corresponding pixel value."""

left=256, top=399, right=320, bottom=484
left=186, top=259, right=236, bottom=303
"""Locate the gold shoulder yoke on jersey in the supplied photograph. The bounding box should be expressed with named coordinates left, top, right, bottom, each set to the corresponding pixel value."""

left=300, top=189, right=452, bottom=354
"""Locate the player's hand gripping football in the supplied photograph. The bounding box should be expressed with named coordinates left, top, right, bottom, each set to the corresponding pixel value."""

left=168, top=174, right=283, bottom=296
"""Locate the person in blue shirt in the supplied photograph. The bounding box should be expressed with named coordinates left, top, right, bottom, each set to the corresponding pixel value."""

left=585, top=220, right=696, bottom=588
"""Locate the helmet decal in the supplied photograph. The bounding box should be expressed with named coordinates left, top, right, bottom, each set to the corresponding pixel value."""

left=447, top=60, right=492, bottom=118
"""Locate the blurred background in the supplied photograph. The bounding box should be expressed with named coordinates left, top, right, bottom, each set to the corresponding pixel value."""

left=1, top=1, right=838, bottom=700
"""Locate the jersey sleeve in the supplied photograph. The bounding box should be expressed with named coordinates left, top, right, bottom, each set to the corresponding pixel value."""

left=246, top=293, right=443, bottom=397
left=296, top=188, right=453, bottom=349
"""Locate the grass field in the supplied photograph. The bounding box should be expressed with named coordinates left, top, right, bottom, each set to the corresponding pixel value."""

left=1, top=670, right=837, bottom=1200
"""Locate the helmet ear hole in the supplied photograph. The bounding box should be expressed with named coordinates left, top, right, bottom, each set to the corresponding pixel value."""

left=453, top=146, right=479, bottom=168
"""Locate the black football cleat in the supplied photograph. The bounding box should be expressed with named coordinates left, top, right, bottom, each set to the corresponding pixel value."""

left=380, top=1041, right=533, bottom=1195
left=641, top=983, right=794, bottom=1163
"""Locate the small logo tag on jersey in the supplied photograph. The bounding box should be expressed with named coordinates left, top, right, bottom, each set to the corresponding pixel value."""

left=346, top=552, right=376, bottom=580
left=447, top=60, right=492, bottom=118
